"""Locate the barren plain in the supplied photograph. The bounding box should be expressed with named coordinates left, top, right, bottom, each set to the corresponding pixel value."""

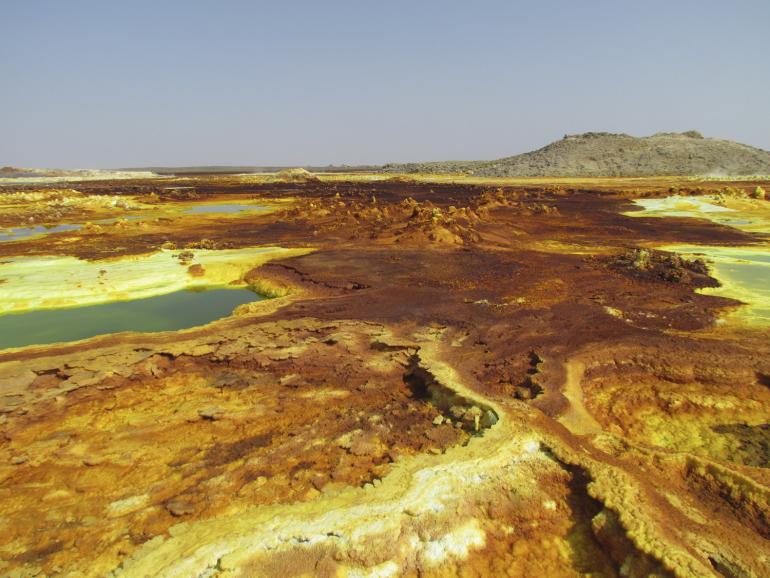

left=0, top=173, right=769, bottom=577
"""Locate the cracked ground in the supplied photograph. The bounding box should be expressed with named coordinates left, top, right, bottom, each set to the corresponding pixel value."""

left=0, top=174, right=769, bottom=577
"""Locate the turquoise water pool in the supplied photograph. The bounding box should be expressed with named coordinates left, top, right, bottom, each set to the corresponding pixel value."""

left=666, top=245, right=770, bottom=324
left=184, top=203, right=266, bottom=214
left=0, top=287, right=263, bottom=350
left=0, top=223, right=82, bottom=242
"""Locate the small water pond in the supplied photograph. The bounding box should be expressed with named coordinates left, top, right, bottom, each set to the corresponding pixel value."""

left=627, top=195, right=770, bottom=325
left=0, top=216, right=150, bottom=243
left=666, top=245, right=770, bottom=324
left=627, top=195, right=761, bottom=229
left=183, top=203, right=267, bottom=214
left=0, top=287, right=263, bottom=350
left=0, top=223, right=82, bottom=242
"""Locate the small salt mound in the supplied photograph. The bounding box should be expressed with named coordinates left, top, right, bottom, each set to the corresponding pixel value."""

left=274, top=167, right=319, bottom=182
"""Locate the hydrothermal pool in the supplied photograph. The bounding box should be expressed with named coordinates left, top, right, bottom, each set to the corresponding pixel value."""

left=0, top=223, right=82, bottom=242
left=183, top=203, right=267, bottom=214
left=0, top=287, right=262, bottom=350
left=664, top=245, right=770, bottom=324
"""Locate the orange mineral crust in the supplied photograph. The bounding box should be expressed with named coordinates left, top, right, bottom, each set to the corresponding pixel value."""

left=0, top=174, right=768, bottom=577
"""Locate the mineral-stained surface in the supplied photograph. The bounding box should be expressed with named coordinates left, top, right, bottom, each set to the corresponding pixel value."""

left=0, top=174, right=769, bottom=577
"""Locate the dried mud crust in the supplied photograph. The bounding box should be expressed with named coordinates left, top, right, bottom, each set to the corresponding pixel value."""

left=0, top=176, right=769, bottom=577
left=577, top=342, right=770, bottom=466
left=0, top=320, right=492, bottom=575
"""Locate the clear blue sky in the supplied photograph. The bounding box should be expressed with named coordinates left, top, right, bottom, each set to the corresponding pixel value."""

left=2, top=0, right=769, bottom=168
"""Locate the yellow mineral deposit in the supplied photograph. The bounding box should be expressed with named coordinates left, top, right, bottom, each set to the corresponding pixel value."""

left=0, top=246, right=311, bottom=314
left=1, top=174, right=768, bottom=578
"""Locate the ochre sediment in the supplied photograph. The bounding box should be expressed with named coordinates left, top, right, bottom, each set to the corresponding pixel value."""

left=0, top=174, right=768, bottom=577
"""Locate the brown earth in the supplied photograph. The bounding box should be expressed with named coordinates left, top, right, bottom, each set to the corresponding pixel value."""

left=0, top=174, right=769, bottom=577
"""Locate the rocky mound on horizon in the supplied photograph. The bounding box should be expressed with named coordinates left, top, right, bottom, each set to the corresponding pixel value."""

left=0, top=167, right=159, bottom=182
left=274, top=167, right=320, bottom=182
left=384, top=131, right=770, bottom=177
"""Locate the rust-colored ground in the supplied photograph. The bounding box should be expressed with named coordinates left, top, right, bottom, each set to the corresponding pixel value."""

left=0, top=175, right=768, bottom=578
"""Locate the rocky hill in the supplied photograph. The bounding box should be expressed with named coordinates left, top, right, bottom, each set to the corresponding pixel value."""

left=384, top=131, right=770, bottom=177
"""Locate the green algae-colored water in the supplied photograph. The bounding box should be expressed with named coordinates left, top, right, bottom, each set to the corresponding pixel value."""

left=0, top=203, right=267, bottom=244
left=665, top=245, right=770, bottom=325
left=631, top=195, right=733, bottom=216
left=0, top=217, right=145, bottom=243
left=0, top=223, right=82, bottom=242
left=627, top=196, right=761, bottom=229
left=184, top=203, right=266, bottom=214
left=628, top=195, right=770, bottom=325
left=0, top=287, right=263, bottom=350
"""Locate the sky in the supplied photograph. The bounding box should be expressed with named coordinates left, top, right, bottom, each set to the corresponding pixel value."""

left=1, top=0, right=769, bottom=168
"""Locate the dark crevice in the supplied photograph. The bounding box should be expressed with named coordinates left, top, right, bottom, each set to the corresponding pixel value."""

left=708, top=555, right=745, bottom=578
left=543, top=448, right=675, bottom=578
left=683, top=461, right=770, bottom=540
left=710, top=423, right=770, bottom=468
left=259, top=262, right=370, bottom=292
left=402, top=353, right=498, bottom=433
left=563, top=464, right=623, bottom=578
left=370, top=340, right=411, bottom=352
left=514, top=350, right=545, bottom=400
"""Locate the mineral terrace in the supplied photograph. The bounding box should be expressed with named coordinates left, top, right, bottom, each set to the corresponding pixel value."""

left=0, top=173, right=769, bottom=578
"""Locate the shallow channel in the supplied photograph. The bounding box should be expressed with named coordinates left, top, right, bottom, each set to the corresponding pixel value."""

left=0, top=287, right=263, bottom=350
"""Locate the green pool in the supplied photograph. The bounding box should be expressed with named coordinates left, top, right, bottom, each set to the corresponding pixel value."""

left=665, top=245, right=770, bottom=325
left=184, top=203, right=266, bottom=214
left=0, top=287, right=263, bottom=350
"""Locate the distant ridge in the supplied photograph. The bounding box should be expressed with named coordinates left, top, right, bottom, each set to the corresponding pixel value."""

left=383, top=131, right=770, bottom=177
left=118, top=165, right=380, bottom=175
left=8, top=132, right=770, bottom=179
